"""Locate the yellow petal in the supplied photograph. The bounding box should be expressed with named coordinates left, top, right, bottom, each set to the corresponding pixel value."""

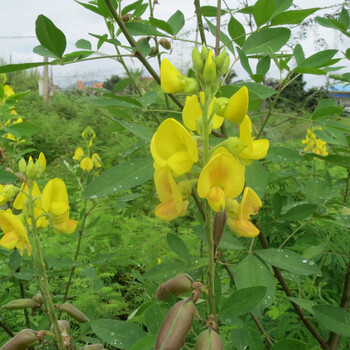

left=239, top=187, right=262, bottom=220
left=41, top=178, right=69, bottom=216
left=227, top=216, right=260, bottom=237
left=92, top=153, right=102, bottom=168
left=224, top=86, right=249, bottom=124
left=73, top=147, right=84, bottom=161
left=160, top=58, right=183, bottom=94
left=182, top=95, right=202, bottom=131
left=80, top=157, right=93, bottom=171
left=207, top=186, right=226, bottom=212
left=53, top=211, right=77, bottom=234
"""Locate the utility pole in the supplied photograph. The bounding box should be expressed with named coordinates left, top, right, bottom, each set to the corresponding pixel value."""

left=43, top=57, right=49, bottom=103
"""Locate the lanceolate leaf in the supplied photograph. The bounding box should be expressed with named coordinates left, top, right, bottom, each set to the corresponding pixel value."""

left=271, top=8, right=320, bottom=26
left=253, top=0, right=275, bottom=27
left=228, top=16, right=246, bottom=47
left=35, top=15, right=67, bottom=58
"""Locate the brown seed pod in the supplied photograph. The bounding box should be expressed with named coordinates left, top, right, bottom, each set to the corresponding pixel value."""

left=121, top=13, right=132, bottom=22
left=1, top=329, right=38, bottom=350
left=155, top=298, right=195, bottom=350
left=81, top=345, right=104, bottom=350
left=159, top=38, right=171, bottom=50
left=2, top=299, right=38, bottom=310
left=55, top=303, right=89, bottom=323
left=50, top=320, right=71, bottom=334
left=32, top=293, right=44, bottom=305
left=194, top=329, right=223, bottom=350
left=155, top=274, right=193, bottom=301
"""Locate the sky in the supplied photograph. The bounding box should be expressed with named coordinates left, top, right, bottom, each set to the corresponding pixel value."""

left=1, top=0, right=349, bottom=89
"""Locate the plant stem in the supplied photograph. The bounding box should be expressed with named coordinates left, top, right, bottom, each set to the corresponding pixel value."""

left=194, top=0, right=206, bottom=45
left=215, top=0, right=222, bottom=56
left=27, top=181, right=66, bottom=350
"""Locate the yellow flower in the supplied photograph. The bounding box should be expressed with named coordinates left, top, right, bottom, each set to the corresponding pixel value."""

left=151, top=118, right=198, bottom=177
left=226, top=187, right=262, bottom=237
left=80, top=157, right=93, bottom=171
left=3, top=85, right=14, bottom=98
left=0, top=185, right=19, bottom=205
left=0, top=210, right=31, bottom=256
left=73, top=147, right=84, bottom=161
left=160, top=58, right=183, bottom=94
left=52, top=211, right=77, bottom=234
left=81, top=126, right=96, bottom=148
left=223, top=86, right=249, bottom=124
left=302, top=127, right=328, bottom=156
left=182, top=93, right=224, bottom=133
left=41, top=178, right=70, bottom=216
left=238, top=115, right=269, bottom=165
left=197, top=151, right=245, bottom=212
left=92, top=153, right=102, bottom=168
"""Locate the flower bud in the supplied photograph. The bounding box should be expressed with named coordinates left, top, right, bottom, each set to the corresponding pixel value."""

left=155, top=298, right=195, bottom=350
left=192, top=46, right=204, bottom=74
left=218, top=55, right=230, bottom=76
left=194, top=329, right=223, bottom=350
left=0, top=73, right=7, bottom=85
left=224, top=137, right=245, bottom=156
left=214, top=49, right=227, bottom=69
left=182, top=77, right=199, bottom=94
left=223, top=86, right=249, bottom=124
left=159, top=38, right=171, bottom=50
left=1, top=329, right=38, bottom=350
left=203, top=51, right=217, bottom=85
left=2, top=298, right=39, bottom=310
left=18, top=158, right=27, bottom=174
left=201, top=44, right=209, bottom=61
left=55, top=302, right=89, bottom=323
left=155, top=274, right=193, bottom=301
left=213, top=97, right=228, bottom=116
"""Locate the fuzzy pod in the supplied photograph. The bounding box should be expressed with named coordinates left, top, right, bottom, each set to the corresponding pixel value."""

left=56, top=303, right=89, bottom=323
left=2, top=299, right=38, bottom=310
left=81, top=345, right=104, bottom=350
left=155, top=298, right=195, bottom=350
left=194, top=329, right=223, bottom=350
left=50, top=320, right=71, bottom=334
left=32, top=293, right=44, bottom=305
left=1, top=329, right=38, bottom=350
left=159, top=38, right=171, bottom=50
left=121, top=13, right=132, bottom=22
left=155, top=274, right=193, bottom=301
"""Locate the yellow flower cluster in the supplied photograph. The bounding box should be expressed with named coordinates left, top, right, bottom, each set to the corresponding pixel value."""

left=302, top=127, right=328, bottom=156
left=151, top=48, right=270, bottom=237
left=0, top=153, right=77, bottom=256
left=73, top=126, right=102, bottom=171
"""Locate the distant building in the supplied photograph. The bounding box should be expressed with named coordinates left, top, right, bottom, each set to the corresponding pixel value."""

left=76, top=80, right=103, bottom=90
left=328, top=84, right=350, bottom=109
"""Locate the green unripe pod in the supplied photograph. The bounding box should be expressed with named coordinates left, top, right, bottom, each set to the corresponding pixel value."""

left=32, top=293, right=44, bottom=305
left=81, top=345, right=104, bottom=350
left=155, top=274, right=193, bottom=301
left=194, top=329, right=223, bottom=350
left=155, top=298, right=195, bottom=350
left=56, top=303, right=89, bottom=323
left=192, top=46, right=204, bottom=73
left=1, top=329, right=38, bottom=350
left=159, top=38, right=171, bottom=50
left=2, top=299, right=38, bottom=310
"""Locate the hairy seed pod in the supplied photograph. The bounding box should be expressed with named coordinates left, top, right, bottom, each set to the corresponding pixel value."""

left=56, top=303, right=89, bottom=323
left=155, top=274, right=193, bottom=301
left=2, top=299, right=38, bottom=310
left=155, top=298, right=195, bottom=350
left=81, top=345, right=104, bottom=350
left=194, top=329, right=223, bottom=350
left=1, top=329, right=38, bottom=350
left=121, top=13, right=132, bottom=22
left=159, top=38, right=171, bottom=50
left=50, top=320, right=71, bottom=334
left=32, top=293, right=44, bottom=305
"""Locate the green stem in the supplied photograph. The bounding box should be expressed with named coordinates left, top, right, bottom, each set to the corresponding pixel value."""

left=27, top=181, right=66, bottom=350
left=194, top=0, right=206, bottom=45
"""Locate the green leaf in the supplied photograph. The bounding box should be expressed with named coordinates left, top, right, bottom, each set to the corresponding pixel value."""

left=144, top=304, right=166, bottom=334
left=266, top=146, right=302, bottom=162
left=200, top=6, right=228, bottom=17
left=256, top=56, right=271, bottom=76
left=230, top=328, right=249, bottom=350
left=315, top=16, right=347, bottom=32
left=303, top=243, right=327, bottom=260
left=272, top=193, right=283, bottom=217
left=271, top=8, right=319, bottom=26
left=142, top=260, right=187, bottom=280
left=133, top=3, right=148, bottom=18
left=113, top=78, right=132, bottom=93
left=121, top=0, right=142, bottom=16
left=255, top=248, right=321, bottom=275
left=313, top=305, right=350, bottom=337
left=293, top=44, right=305, bottom=65
left=228, top=16, right=246, bottom=47
left=122, top=140, right=147, bottom=158
left=220, top=230, right=246, bottom=250
left=33, top=45, right=59, bottom=59
left=280, top=204, right=317, bottom=221
left=330, top=73, right=350, bottom=83
left=91, top=319, right=146, bottom=348
left=206, top=19, right=234, bottom=54
left=124, top=22, right=168, bottom=36
left=149, top=17, right=173, bottom=35
left=0, top=62, right=51, bottom=74
left=273, top=0, right=293, bottom=16
left=288, top=297, right=316, bottom=314
left=234, top=254, right=276, bottom=312
left=296, top=49, right=338, bottom=69
left=312, top=98, right=343, bottom=118
left=253, top=0, right=275, bottom=27
left=0, top=168, right=19, bottom=184
left=138, top=90, right=158, bottom=107
left=167, top=233, right=191, bottom=263
left=305, top=179, right=328, bottom=205
left=219, top=286, right=267, bottom=318
left=129, top=335, right=156, bottom=350
left=35, top=15, right=66, bottom=58
left=5, top=122, right=41, bottom=139
left=237, top=47, right=253, bottom=75
left=9, top=250, right=22, bottom=272
left=76, top=0, right=111, bottom=17
left=76, top=39, right=92, bottom=50
left=136, top=38, right=151, bottom=57
left=83, top=157, right=154, bottom=198
left=245, top=161, right=268, bottom=198
left=304, top=154, right=350, bottom=168
left=271, top=339, right=308, bottom=350
left=110, top=119, right=153, bottom=142
left=128, top=301, right=157, bottom=320
left=242, top=27, right=291, bottom=54
left=339, top=7, right=350, bottom=30
left=167, top=10, right=185, bottom=36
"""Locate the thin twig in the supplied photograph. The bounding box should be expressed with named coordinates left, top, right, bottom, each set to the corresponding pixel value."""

left=215, top=0, right=222, bottom=56
left=257, top=228, right=329, bottom=350
left=0, top=319, right=14, bottom=337
left=104, top=0, right=183, bottom=110
left=194, top=0, right=206, bottom=45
